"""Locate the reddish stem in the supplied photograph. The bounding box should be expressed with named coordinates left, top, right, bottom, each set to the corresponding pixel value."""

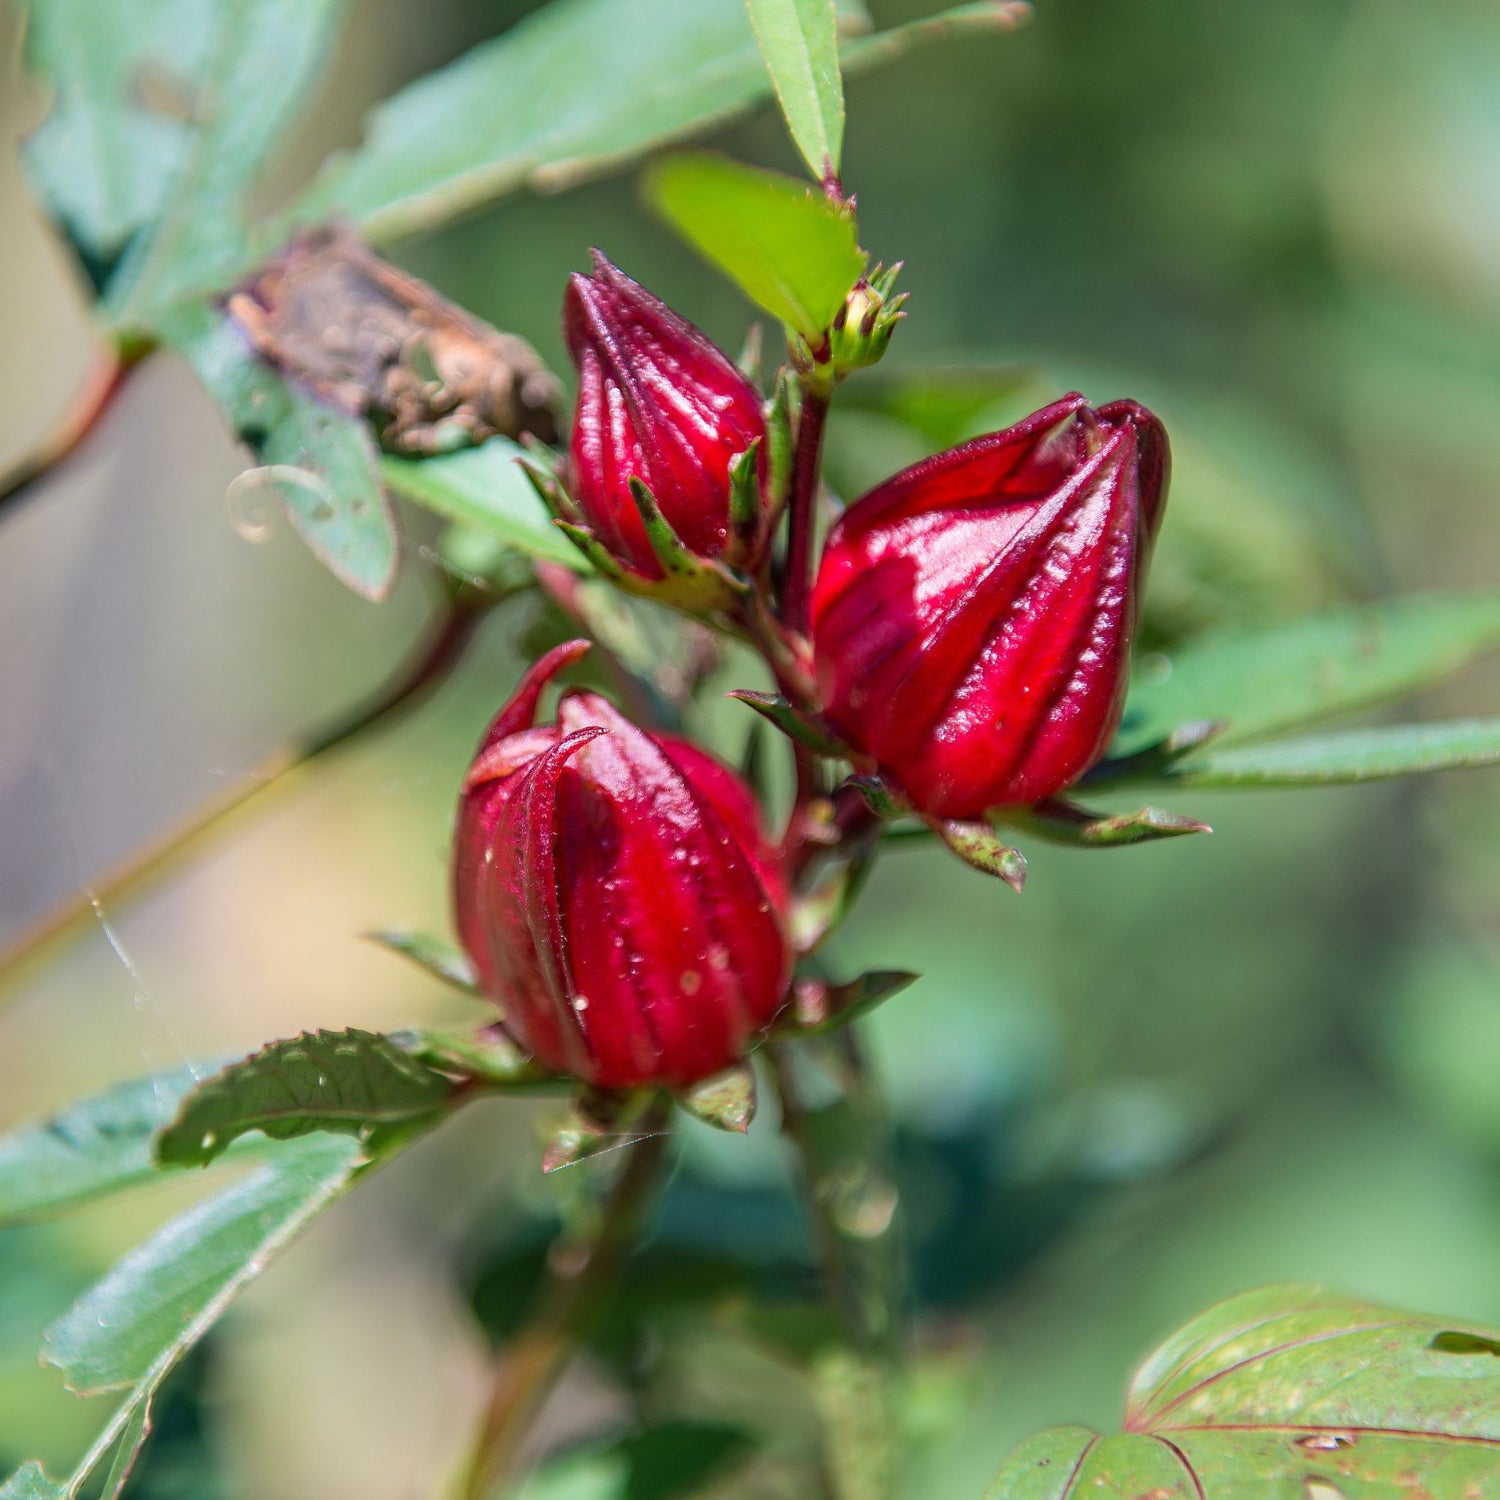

left=780, top=384, right=830, bottom=639
left=0, top=345, right=146, bottom=521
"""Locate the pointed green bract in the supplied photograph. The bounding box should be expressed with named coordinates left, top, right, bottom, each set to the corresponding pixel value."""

left=645, top=154, right=865, bottom=339
left=986, top=1285, right=1500, bottom=1498
left=748, top=0, right=847, bottom=181
left=365, top=929, right=481, bottom=993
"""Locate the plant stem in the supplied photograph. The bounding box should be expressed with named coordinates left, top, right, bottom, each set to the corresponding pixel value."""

left=456, top=1103, right=672, bottom=1500
left=0, top=345, right=146, bottom=522
left=767, top=1037, right=902, bottom=1500
left=780, top=383, right=831, bottom=639
left=0, top=586, right=492, bottom=988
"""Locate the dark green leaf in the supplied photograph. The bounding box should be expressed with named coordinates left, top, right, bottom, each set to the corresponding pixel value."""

left=171, top=308, right=400, bottom=600
left=0, top=1063, right=238, bottom=1224
left=22, top=0, right=347, bottom=322
left=1117, top=591, right=1500, bottom=754
left=986, top=1285, right=1500, bottom=1498
left=748, top=0, right=846, bottom=180
left=381, top=440, right=586, bottom=572
left=20, top=1135, right=366, bottom=1499
left=365, top=929, right=481, bottom=993
left=645, top=153, right=864, bottom=337
left=1170, top=718, right=1500, bottom=787
left=155, top=1030, right=453, bottom=1168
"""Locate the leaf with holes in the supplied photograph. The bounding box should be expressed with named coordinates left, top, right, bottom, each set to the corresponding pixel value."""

left=3, top=1133, right=368, bottom=1500
left=1115, top=591, right=1500, bottom=755
left=985, top=1285, right=1500, bottom=1498
left=155, top=1029, right=454, bottom=1168
left=748, top=0, right=845, bottom=181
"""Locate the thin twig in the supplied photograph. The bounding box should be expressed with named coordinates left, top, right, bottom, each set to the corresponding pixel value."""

left=0, top=586, right=493, bottom=986
left=0, top=345, right=146, bottom=522
left=455, top=1102, right=672, bottom=1500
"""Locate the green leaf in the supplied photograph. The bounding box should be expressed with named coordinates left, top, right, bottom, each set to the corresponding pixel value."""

left=169, top=307, right=400, bottom=600
left=0, top=1064, right=240, bottom=1224
left=645, top=153, right=865, bottom=338
left=1116, top=591, right=1500, bottom=754
left=986, top=1285, right=1500, bottom=1498
left=1171, top=718, right=1500, bottom=787
left=22, top=0, right=347, bottom=323
left=747, top=0, right=846, bottom=181
left=19, top=1134, right=366, bottom=1500
left=285, top=0, right=869, bottom=241
left=382, top=439, right=587, bottom=572
left=155, top=1030, right=454, bottom=1168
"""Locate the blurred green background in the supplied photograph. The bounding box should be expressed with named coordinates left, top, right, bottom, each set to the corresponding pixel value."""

left=3, top=1, right=1500, bottom=1496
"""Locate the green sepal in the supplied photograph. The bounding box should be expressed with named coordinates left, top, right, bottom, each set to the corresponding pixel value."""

left=541, top=1088, right=662, bottom=1174
left=675, top=1063, right=757, bottom=1134
left=1005, top=799, right=1213, bottom=848
left=622, top=478, right=749, bottom=611
left=788, top=970, right=918, bottom=1035
left=555, top=519, right=633, bottom=585
left=728, top=439, right=765, bottom=550
left=791, top=850, right=875, bottom=953
left=933, top=818, right=1028, bottom=892
left=727, top=690, right=846, bottom=757
left=365, top=929, right=480, bottom=994
left=515, top=440, right=572, bottom=519
left=847, top=775, right=909, bottom=821
left=765, top=368, right=799, bottom=521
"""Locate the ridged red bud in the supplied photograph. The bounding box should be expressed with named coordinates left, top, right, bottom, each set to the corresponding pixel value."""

left=563, top=252, right=767, bottom=580
left=810, top=394, right=1169, bottom=819
left=453, top=642, right=793, bottom=1090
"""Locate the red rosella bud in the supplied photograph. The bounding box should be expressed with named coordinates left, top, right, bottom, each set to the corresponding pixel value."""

left=562, top=252, right=768, bottom=586
left=453, top=642, right=793, bottom=1091
left=810, top=394, right=1169, bottom=819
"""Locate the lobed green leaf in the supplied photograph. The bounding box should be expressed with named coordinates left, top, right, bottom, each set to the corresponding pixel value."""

left=155, top=1029, right=454, bottom=1168
left=645, top=153, right=864, bottom=337
left=986, top=1285, right=1500, bottom=1498
left=748, top=0, right=846, bottom=181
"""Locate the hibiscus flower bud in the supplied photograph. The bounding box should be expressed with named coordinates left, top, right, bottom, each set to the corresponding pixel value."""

left=453, top=641, right=793, bottom=1091
left=810, top=394, right=1169, bottom=819
left=560, top=253, right=768, bottom=596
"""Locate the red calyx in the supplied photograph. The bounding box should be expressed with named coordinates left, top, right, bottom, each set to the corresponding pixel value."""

left=453, top=642, right=793, bottom=1090
left=810, top=394, right=1170, bottom=819
left=562, top=251, right=767, bottom=580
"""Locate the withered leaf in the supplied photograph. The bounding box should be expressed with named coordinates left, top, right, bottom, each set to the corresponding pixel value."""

left=225, top=224, right=561, bottom=457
